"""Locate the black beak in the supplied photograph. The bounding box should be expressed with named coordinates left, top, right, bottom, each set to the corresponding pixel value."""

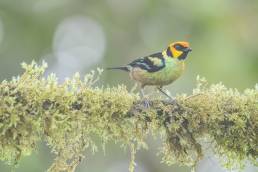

left=185, top=47, right=192, bottom=52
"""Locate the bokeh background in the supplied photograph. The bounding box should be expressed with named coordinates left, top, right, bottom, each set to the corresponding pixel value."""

left=0, top=0, right=257, bottom=172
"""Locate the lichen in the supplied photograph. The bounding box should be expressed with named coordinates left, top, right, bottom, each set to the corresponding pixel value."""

left=0, top=62, right=257, bottom=172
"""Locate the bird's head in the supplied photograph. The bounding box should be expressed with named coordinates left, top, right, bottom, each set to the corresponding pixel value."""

left=166, top=41, right=192, bottom=60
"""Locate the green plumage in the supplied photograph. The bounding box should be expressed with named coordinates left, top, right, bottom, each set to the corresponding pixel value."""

left=129, top=54, right=185, bottom=87
left=108, top=42, right=191, bottom=93
left=108, top=41, right=191, bottom=102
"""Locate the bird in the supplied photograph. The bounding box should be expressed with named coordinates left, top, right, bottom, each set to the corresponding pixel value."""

left=107, top=41, right=192, bottom=107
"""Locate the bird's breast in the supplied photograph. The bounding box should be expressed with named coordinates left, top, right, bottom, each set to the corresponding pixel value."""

left=130, top=58, right=185, bottom=86
left=157, top=59, right=185, bottom=85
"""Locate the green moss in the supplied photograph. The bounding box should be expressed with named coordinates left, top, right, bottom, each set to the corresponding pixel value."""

left=0, top=62, right=257, bottom=172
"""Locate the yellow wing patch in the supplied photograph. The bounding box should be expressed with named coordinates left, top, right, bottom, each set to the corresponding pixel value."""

left=147, top=56, right=163, bottom=66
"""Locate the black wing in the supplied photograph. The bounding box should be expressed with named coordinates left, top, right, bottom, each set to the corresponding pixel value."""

left=128, top=52, right=165, bottom=73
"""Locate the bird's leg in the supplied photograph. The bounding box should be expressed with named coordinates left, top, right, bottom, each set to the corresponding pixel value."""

left=157, top=86, right=172, bottom=99
left=157, top=87, right=177, bottom=104
left=140, top=86, right=150, bottom=108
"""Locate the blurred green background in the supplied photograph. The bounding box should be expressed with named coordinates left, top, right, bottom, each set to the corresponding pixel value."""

left=0, top=0, right=257, bottom=172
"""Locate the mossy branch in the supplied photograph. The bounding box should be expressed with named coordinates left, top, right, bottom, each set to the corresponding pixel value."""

left=0, top=62, right=257, bottom=172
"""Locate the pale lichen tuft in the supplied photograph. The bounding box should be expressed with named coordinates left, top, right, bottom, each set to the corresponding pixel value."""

left=0, top=62, right=257, bottom=172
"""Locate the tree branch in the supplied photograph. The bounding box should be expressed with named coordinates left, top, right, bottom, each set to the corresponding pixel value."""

left=0, top=62, right=257, bottom=172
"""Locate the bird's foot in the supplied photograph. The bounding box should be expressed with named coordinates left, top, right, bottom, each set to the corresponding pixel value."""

left=162, top=97, right=180, bottom=106
left=168, top=97, right=177, bottom=104
left=142, top=98, right=151, bottom=108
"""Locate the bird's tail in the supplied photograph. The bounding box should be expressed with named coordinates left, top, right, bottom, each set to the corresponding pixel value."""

left=106, top=66, right=129, bottom=72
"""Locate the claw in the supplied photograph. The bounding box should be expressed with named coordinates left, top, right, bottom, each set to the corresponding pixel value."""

left=139, top=86, right=150, bottom=108
left=162, top=98, right=181, bottom=109
left=143, top=99, right=150, bottom=108
left=157, top=87, right=173, bottom=100
left=163, top=98, right=177, bottom=105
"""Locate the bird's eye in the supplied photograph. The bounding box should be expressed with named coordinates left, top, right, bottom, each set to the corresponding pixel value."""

left=174, top=44, right=184, bottom=51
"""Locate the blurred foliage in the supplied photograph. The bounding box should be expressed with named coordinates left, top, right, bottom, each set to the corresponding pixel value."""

left=0, top=0, right=258, bottom=172
left=0, top=62, right=257, bottom=172
left=0, top=0, right=257, bottom=89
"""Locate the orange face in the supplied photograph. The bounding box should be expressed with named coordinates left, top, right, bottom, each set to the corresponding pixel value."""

left=168, top=41, right=192, bottom=59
